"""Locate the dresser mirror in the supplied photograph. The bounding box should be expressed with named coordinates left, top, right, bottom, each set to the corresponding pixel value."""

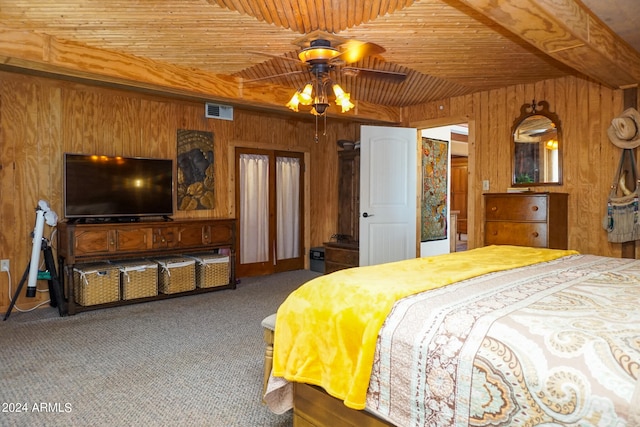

left=512, top=100, right=562, bottom=186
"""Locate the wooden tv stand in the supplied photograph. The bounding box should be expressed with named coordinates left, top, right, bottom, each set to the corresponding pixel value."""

left=57, top=218, right=236, bottom=315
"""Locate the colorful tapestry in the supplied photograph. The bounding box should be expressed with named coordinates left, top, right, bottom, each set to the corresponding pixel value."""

left=177, top=129, right=214, bottom=210
left=421, top=137, right=448, bottom=241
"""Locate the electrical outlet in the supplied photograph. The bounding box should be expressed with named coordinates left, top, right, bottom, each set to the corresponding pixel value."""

left=0, top=259, right=9, bottom=272
left=482, top=180, right=490, bottom=191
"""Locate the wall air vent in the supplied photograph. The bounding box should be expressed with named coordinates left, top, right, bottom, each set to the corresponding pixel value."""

left=205, top=103, right=233, bottom=121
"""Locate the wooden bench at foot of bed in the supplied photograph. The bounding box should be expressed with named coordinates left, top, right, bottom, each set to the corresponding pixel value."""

left=261, top=314, right=276, bottom=403
left=262, top=314, right=392, bottom=427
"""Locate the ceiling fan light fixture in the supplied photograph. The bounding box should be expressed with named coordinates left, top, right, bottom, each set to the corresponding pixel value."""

left=337, top=96, right=355, bottom=113
left=311, top=102, right=330, bottom=116
left=298, top=47, right=340, bottom=62
left=298, top=39, right=341, bottom=63
left=299, top=83, right=314, bottom=105
left=286, top=78, right=356, bottom=117
left=332, top=84, right=354, bottom=113
left=311, top=90, right=330, bottom=116
left=286, top=92, right=300, bottom=112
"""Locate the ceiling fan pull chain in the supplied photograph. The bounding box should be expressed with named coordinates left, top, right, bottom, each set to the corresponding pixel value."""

left=323, top=113, right=327, bottom=137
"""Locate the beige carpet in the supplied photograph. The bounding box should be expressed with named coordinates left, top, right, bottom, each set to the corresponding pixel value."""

left=0, top=269, right=320, bottom=427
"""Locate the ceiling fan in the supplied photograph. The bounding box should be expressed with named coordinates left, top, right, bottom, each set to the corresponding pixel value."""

left=244, top=32, right=408, bottom=141
left=246, top=31, right=408, bottom=85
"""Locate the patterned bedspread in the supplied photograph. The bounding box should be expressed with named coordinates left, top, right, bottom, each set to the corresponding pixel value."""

left=366, top=254, right=640, bottom=426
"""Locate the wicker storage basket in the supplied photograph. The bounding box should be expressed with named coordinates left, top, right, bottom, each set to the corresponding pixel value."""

left=73, top=262, right=120, bottom=306
left=152, top=256, right=196, bottom=294
left=185, top=253, right=230, bottom=288
left=115, top=259, right=158, bottom=300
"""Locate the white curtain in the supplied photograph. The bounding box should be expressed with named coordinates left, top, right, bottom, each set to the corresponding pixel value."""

left=239, top=154, right=269, bottom=264
left=276, top=157, right=300, bottom=260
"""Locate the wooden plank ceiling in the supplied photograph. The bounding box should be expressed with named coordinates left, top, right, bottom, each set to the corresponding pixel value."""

left=0, top=0, right=638, bottom=121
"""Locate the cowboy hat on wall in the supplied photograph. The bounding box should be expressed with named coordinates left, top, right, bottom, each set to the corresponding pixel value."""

left=608, top=107, right=640, bottom=149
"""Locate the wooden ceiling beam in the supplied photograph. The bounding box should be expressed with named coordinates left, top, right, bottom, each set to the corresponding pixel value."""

left=455, top=0, right=640, bottom=88
left=0, top=25, right=400, bottom=123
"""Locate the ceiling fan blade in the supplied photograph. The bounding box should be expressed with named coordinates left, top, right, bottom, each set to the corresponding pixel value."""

left=342, top=67, right=407, bottom=83
left=241, top=70, right=308, bottom=83
left=333, top=41, right=386, bottom=64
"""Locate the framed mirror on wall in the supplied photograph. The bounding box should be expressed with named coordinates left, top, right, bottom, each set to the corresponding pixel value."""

left=512, top=100, right=562, bottom=186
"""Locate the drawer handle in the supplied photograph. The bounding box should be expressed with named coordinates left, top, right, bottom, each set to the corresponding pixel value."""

left=531, top=205, right=539, bottom=211
left=532, top=232, right=539, bottom=238
left=490, top=206, right=497, bottom=212
left=491, top=231, right=498, bottom=236
left=110, top=240, right=115, bottom=246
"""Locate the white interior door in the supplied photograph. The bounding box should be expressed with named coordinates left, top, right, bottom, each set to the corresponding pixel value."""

left=359, top=125, right=418, bottom=266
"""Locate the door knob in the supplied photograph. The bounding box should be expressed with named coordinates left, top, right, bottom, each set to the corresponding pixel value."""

left=362, top=212, right=374, bottom=218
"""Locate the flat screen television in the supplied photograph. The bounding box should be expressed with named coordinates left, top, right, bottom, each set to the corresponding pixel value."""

left=64, top=153, right=174, bottom=221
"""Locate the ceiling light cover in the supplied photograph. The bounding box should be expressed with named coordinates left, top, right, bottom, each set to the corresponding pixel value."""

left=298, top=39, right=341, bottom=63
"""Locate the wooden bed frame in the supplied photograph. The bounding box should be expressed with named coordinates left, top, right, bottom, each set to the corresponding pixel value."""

left=263, top=320, right=392, bottom=427
left=263, top=249, right=640, bottom=426
left=292, top=383, right=393, bottom=427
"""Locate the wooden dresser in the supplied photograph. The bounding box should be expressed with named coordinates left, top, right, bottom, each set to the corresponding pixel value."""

left=324, top=242, right=359, bottom=274
left=484, top=192, right=568, bottom=249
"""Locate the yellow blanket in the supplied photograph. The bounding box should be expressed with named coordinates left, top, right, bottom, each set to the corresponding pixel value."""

left=271, top=245, right=578, bottom=410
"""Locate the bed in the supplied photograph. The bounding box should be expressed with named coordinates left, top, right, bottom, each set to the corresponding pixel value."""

left=264, top=245, right=640, bottom=426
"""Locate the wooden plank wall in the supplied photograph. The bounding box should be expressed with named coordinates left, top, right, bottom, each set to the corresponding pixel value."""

left=403, top=75, right=630, bottom=257
left=0, top=70, right=358, bottom=313
left=0, top=70, right=635, bottom=314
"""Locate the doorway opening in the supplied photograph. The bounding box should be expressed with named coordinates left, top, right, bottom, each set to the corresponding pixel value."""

left=418, top=120, right=471, bottom=254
